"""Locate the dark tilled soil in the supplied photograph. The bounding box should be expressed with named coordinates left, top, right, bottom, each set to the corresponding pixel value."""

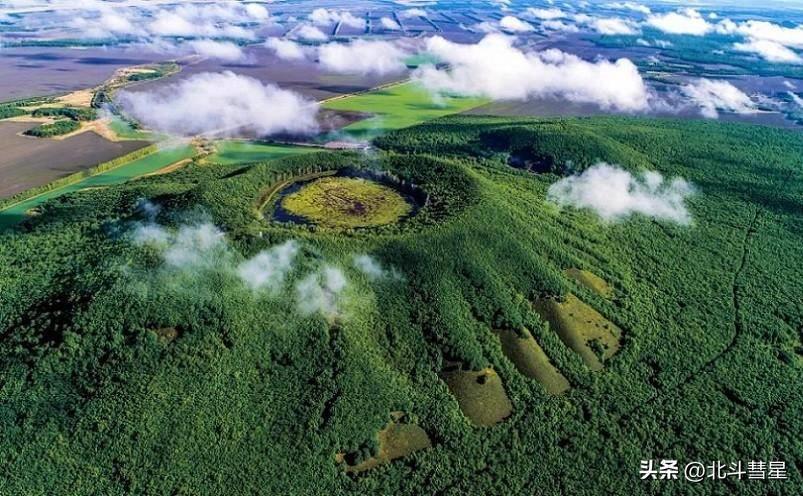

left=0, top=121, right=149, bottom=198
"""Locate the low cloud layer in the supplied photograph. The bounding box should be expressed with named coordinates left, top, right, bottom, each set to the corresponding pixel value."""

left=131, top=221, right=229, bottom=270
left=265, top=37, right=309, bottom=61
left=318, top=39, right=409, bottom=76
left=499, top=16, right=535, bottom=33
left=681, top=79, right=757, bottom=118
left=118, top=71, right=319, bottom=138
left=64, top=2, right=268, bottom=41
left=127, top=206, right=405, bottom=323
left=237, top=241, right=300, bottom=293
left=413, top=34, right=650, bottom=112
left=295, top=266, right=349, bottom=320
left=352, top=254, right=402, bottom=281
left=547, top=163, right=694, bottom=224
left=606, top=2, right=651, bottom=15
left=591, top=18, right=640, bottom=35
left=186, top=40, right=247, bottom=62
left=310, top=8, right=364, bottom=29
left=646, top=8, right=712, bottom=36
left=733, top=39, right=803, bottom=64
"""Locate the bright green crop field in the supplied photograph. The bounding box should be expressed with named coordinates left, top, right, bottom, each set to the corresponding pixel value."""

left=322, top=82, right=488, bottom=139
left=207, top=141, right=320, bottom=165
left=0, top=145, right=194, bottom=230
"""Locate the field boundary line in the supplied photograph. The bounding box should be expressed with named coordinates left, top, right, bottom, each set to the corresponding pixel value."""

left=0, top=144, right=160, bottom=213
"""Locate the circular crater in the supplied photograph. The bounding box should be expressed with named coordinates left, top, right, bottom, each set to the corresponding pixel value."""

left=269, top=169, right=426, bottom=230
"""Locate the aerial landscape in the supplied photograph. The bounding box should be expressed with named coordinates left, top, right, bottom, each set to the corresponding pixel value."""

left=0, top=0, right=802, bottom=494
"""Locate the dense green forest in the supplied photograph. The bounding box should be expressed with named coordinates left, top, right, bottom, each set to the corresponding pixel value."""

left=0, top=104, right=26, bottom=120
left=22, top=118, right=80, bottom=137
left=0, top=116, right=801, bottom=495
left=32, top=106, right=97, bottom=121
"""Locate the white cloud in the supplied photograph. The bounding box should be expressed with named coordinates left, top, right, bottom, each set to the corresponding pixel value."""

left=719, top=20, right=803, bottom=49
left=606, top=2, right=650, bottom=15
left=295, top=266, right=348, bottom=320
left=310, top=8, right=364, bottom=29
left=163, top=223, right=227, bottom=268
left=292, top=24, right=328, bottom=41
left=146, top=6, right=256, bottom=39
left=380, top=16, right=401, bottom=30
left=547, top=163, right=694, bottom=224
left=681, top=79, right=757, bottom=118
left=237, top=240, right=299, bottom=293
left=647, top=8, right=712, bottom=36
left=474, top=21, right=500, bottom=34
left=542, top=20, right=580, bottom=33
left=63, top=2, right=270, bottom=42
left=245, top=3, right=270, bottom=21
left=499, top=16, right=535, bottom=33
left=591, top=17, right=640, bottom=35
left=130, top=217, right=302, bottom=293
left=318, top=39, right=409, bottom=76
left=526, top=7, right=566, bottom=20
left=413, top=34, right=650, bottom=112
left=118, top=71, right=319, bottom=138
left=146, top=12, right=194, bottom=36
left=265, top=37, right=308, bottom=61
left=132, top=222, right=228, bottom=269
left=131, top=222, right=171, bottom=246
left=734, top=38, right=802, bottom=64
left=187, top=40, right=246, bottom=62
left=352, top=254, right=401, bottom=281
left=401, top=8, right=427, bottom=19
left=637, top=38, right=672, bottom=48
left=788, top=91, right=803, bottom=108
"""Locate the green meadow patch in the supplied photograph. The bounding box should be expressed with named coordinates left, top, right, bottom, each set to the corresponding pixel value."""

left=207, top=140, right=320, bottom=166
left=322, top=82, right=488, bottom=140
left=564, top=268, right=614, bottom=299
left=494, top=328, right=570, bottom=395
left=533, top=294, right=622, bottom=371
left=441, top=364, right=513, bottom=426
left=279, top=176, right=413, bottom=229
left=337, top=414, right=432, bottom=474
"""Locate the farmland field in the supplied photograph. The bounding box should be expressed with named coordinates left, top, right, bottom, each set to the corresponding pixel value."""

left=0, top=145, right=194, bottom=229
left=207, top=141, right=320, bottom=165
left=322, top=82, right=489, bottom=139
left=0, top=121, right=149, bottom=198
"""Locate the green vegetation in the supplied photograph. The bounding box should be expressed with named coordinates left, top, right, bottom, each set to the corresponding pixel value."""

left=338, top=414, right=431, bottom=473
left=0, top=104, right=26, bottom=119
left=107, top=114, right=155, bottom=140
left=564, top=268, right=614, bottom=299
left=0, top=145, right=193, bottom=229
left=441, top=366, right=513, bottom=426
left=322, top=82, right=488, bottom=139
left=22, top=106, right=97, bottom=138
left=32, top=106, right=97, bottom=121
left=279, top=176, right=413, bottom=229
left=533, top=294, right=622, bottom=371
left=494, top=328, right=570, bottom=394
left=126, top=71, right=161, bottom=82
left=23, top=118, right=80, bottom=137
left=0, top=115, right=801, bottom=494
left=595, top=31, right=803, bottom=79
left=208, top=140, right=320, bottom=165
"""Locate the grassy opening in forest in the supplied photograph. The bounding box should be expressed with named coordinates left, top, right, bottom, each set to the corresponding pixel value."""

left=276, top=175, right=415, bottom=229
